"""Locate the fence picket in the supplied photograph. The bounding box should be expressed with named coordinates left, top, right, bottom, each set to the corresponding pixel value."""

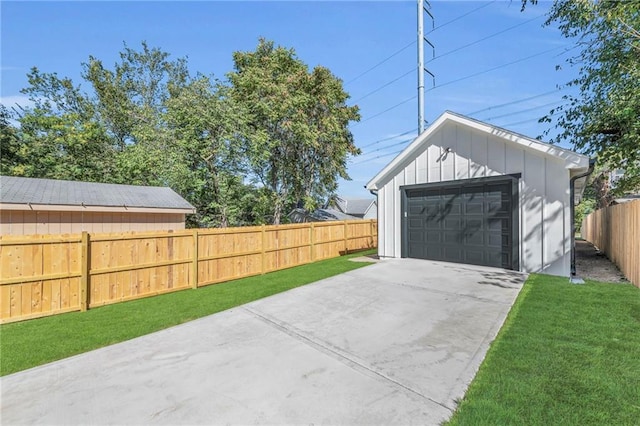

left=582, top=200, right=639, bottom=287
left=0, top=220, right=377, bottom=323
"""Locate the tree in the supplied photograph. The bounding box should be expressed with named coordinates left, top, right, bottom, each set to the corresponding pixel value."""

left=0, top=105, right=21, bottom=175
left=11, top=68, right=117, bottom=181
left=524, top=0, right=640, bottom=201
left=164, top=76, right=262, bottom=227
left=228, top=39, right=360, bottom=224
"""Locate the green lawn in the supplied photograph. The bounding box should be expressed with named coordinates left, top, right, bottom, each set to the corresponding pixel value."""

left=0, top=250, right=375, bottom=376
left=447, top=274, right=640, bottom=425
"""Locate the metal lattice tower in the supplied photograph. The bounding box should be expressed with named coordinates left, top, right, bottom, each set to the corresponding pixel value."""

left=418, top=0, right=435, bottom=134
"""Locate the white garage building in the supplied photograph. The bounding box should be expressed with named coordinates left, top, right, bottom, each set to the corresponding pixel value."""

left=365, top=111, right=591, bottom=277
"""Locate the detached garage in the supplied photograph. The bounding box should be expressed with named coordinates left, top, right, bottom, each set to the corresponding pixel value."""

left=365, top=111, right=591, bottom=277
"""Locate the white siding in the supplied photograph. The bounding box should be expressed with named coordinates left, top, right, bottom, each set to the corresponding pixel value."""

left=375, top=121, right=573, bottom=276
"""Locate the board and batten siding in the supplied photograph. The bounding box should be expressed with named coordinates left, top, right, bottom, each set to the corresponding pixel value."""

left=376, top=121, right=571, bottom=276
left=0, top=210, right=186, bottom=236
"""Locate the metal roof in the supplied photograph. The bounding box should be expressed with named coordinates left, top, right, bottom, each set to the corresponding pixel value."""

left=0, top=176, right=195, bottom=212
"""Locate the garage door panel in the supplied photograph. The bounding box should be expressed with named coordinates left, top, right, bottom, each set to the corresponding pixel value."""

left=408, top=218, right=424, bottom=229
left=403, top=176, right=517, bottom=270
left=426, top=231, right=442, bottom=242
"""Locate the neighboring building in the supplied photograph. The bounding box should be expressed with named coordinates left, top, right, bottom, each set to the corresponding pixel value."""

left=287, top=207, right=360, bottom=223
left=330, top=196, right=377, bottom=219
left=365, top=111, right=591, bottom=277
left=311, top=208, right=360, bottom=221
left=0, top=176, right=195, bottom=236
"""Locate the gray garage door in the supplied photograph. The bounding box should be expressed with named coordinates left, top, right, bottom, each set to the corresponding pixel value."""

left=401, top=175, right=519, bottom=270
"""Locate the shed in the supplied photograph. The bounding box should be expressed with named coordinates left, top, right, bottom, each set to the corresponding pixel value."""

left=0, top=176, right=195, bottom=236
left=365, top=111, right=591, bottom=277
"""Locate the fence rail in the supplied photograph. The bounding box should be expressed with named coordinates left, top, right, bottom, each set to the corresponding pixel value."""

left=581, top=200, right=639, bottom=287
left=0, top=220, right=377, bottom=323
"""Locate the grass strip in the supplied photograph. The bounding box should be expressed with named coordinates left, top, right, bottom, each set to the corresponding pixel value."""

left=0, top=250, right=375, bottom=376
left=447, top=274, right=640, bottom=425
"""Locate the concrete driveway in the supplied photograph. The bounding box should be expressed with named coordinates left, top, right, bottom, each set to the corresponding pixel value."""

left=1, top=258, right=526, bottom=425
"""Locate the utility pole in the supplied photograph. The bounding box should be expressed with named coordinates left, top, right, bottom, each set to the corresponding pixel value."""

left=417, top=0, right=435, bottom=134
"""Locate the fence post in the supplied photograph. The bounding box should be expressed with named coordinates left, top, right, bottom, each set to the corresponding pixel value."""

left=369, top=220, right=374, bottom=248
left=310, top=222, right=315, bottom=262
left=191, top=229, right=199, bottom=289
left=261, top=224, right=266, bottom=274
left=80, top=231, right=90, bottom=311
left=344, top=221, right=349, bottom=255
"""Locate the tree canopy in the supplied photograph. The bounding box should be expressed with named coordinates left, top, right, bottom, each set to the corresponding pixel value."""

left=228, top=39, right=360, bottom=224
left=524, top=0, right=640, bottom=200
left=2, top=40, right=360, bottom=226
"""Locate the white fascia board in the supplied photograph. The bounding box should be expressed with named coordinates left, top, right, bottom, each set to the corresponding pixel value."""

left=365, top=111, right=590, bottom=190
left=444, top=111, right=590, bottom=169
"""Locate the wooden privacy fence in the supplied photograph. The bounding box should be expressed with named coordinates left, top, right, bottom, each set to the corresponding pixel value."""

left=0, top=220, right=377, bottom=323
left=581, top=200, right=639, bottom=287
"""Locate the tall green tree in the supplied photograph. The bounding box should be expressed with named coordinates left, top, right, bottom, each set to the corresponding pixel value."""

left=11, top=68, right=117, bottom=181
left=164, top=76, right=264, bottom=227
left=525, top=0, right=640, bottom=200
left=228, top=39, right=360, bottom=224
left=0, top=105, right=21, bottom=175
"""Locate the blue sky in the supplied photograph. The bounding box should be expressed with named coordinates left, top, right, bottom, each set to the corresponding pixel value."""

left=1, top=1, right=578, bottom=198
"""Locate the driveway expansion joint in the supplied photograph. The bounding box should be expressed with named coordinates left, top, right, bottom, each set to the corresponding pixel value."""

left=242, top=306, right=455, bottom=413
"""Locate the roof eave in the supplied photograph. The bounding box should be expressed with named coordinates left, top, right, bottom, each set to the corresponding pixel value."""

left=365, top=111, right=590, bottom=190
left=0, top=203, right=195, bottom=214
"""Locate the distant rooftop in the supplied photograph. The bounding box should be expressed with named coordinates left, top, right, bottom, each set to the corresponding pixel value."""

left=0, top=176, right=195, bottom=212
left=333, top=197, right=376, bottom=216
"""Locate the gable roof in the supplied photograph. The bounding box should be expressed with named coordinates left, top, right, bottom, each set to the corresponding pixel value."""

left=333, top=197, right=376, bottom=216
left=366, top=111, right=590, bottom=191
left=0, top=176, right=195, bottom=214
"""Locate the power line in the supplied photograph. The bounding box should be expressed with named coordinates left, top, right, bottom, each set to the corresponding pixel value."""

left=429, top=15, right=545, bottom=62
left=345, top=40, right=416, bottom=85
left=481, top=99, right=566, bottom=121
left=499, top=112, right=559, bottom=128
left=355, top=95, right=417, bottom=126
left=429, top=0, right=497, bottom=33
left=345, top=0, right=498, bottom=87
left=467, top=89, right=562, bottom=116
left=360, top=138, right=414, bottom=157
left=352, top=68, right=415, bottom=103
left=428, top=45, right=566, bottom=92
left=357, top=47, right=565, bottom=125
left=351, top=148, right=405, bottom=166
left=359, top=128, right=418, bottom=149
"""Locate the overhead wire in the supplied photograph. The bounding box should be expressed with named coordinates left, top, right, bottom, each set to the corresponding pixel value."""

left=428, top=45, right=566, bottom=92
left=358, top=46, right=566, bottom=125
left=428, top=0, right=497, bottom=33
left=359, top=138, right=414, bottom=158
left=354, top=95, right=417, bottom=126
left=428, top=15, right=545, bottom=62
left=466, top=89, right=562, bottom=116
left=351, top=148, right=405, bottom=166
left=500, top=112, right=559, bottom=128
left=350, top=14, right=547, bottom=110
left=481, top=99, right=566, bottom=121
left=345, top=40, right=416, bottom=85
left=352, top=68, right=415, bottom=103
left=359, top=128, right=418, bottom=149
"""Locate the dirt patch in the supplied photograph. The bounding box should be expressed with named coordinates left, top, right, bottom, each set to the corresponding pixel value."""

left=575, top=239, right=628, bottom=283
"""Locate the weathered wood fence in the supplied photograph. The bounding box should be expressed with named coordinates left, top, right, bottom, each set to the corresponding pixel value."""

left=0, top=220, right=377, bottom=323
left=581, top=200, right=639, bottom=287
